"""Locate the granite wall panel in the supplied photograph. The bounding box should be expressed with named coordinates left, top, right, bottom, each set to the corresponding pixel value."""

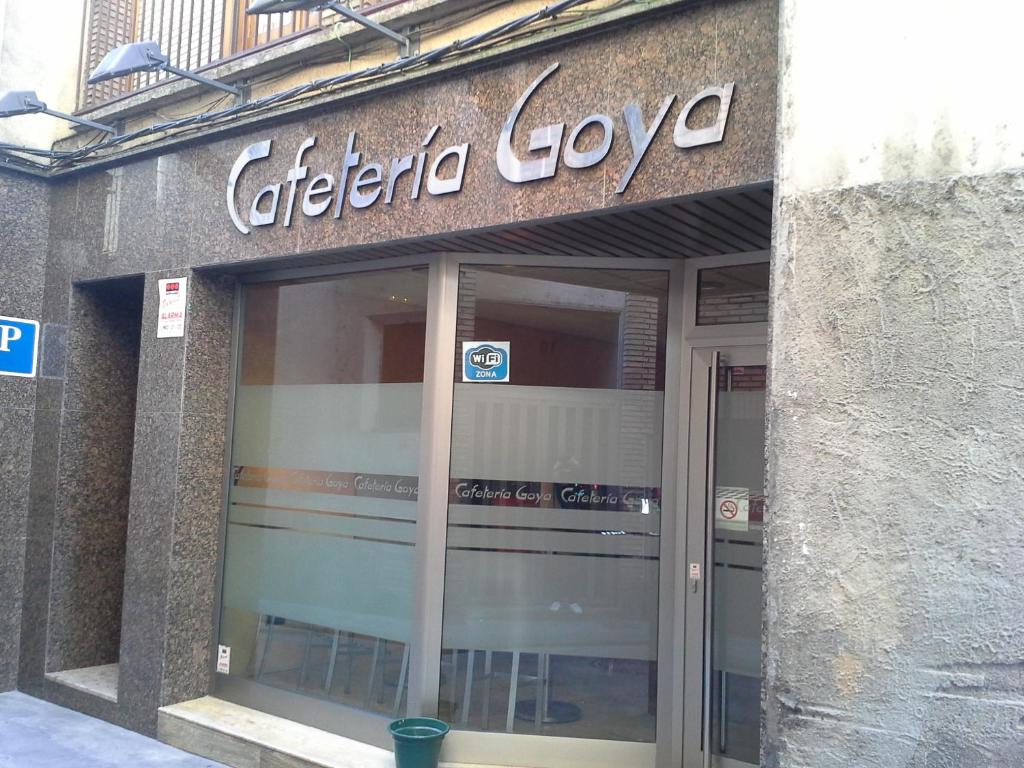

left=45, top=277, right=144, bottom=674
left=0, top=171, right=49, bottom=692
left=117, top=407, right=180, bottom=734
left=116, top=271, right=235, bottom=734
left=116, top=271, right=189, bottom=734
left=0, top=407, right=35, bottom=692
left=56, top=0, right=776, bottom=282
left=18, top=408, right=61, bottom=692
left=18, top=181, right=78, bottom=699
left=160, top=274, right=235, bottom=710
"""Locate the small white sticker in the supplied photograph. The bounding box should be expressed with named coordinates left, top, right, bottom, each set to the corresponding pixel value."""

left=157, top=277, right=188, bottom=338
left=216, top=644, right=231, bottom=674
left=689, top=562, right=701, bottom=580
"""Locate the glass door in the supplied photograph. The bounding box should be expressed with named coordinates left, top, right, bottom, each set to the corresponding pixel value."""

left=685, top=346, right=767, bottom=768
left=437, top=264, right=672, bottom=767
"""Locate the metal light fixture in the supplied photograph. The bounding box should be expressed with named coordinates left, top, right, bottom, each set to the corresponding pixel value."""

left=247, top=0, right=411, bottom=57
left=88, top=41, right=243, bottom=98
left=0, top=90, right=117, bottom=133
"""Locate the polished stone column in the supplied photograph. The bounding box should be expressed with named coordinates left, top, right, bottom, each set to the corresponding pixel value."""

left=0, top=172, right=49, bottom=693
left=117, top=270, right=236, bottom=734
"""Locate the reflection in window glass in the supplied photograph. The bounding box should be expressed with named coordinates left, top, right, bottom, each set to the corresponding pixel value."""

left=696, top=263, right=769, bottom=325
left=711, top=364, right=766, bottom=765
left=440, top=266, right=669, bottom=742
left=218, top=268, right=427, bottom=718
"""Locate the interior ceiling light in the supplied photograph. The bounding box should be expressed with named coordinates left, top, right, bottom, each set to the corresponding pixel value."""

left=247, top=0, right=411, bottom=57
left=88, top=41, right=244, bottom=98
left=0, top=90, right=117, bottom=134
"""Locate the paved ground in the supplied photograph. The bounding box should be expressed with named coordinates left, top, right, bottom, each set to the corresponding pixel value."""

left=0, top=691, right=227, bottom=767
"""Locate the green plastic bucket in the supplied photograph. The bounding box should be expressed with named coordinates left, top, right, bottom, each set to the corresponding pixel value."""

left=388, top=717, right=450, bottom=768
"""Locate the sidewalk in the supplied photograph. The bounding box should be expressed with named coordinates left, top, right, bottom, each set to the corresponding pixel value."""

left=0, top=691, right=227, bottom=767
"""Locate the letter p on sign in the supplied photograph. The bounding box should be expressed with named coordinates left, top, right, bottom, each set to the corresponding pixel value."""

left=0, top=325, right=22, bottom=351
left=0, top=316, right=40, bottom=378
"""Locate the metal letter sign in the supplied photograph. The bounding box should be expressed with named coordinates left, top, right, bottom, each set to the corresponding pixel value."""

left=225, top=61, right=736, bottom=234
left=495, top=62, right=563, bottom=183
left=0, top=315, right=40, bottom=378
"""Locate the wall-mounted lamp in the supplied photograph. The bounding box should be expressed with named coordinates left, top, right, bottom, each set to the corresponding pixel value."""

left=247, top=0, right=411, bottom=57
left=88, top=41, right=244, bottom=99
left=0, top=90, right=117, bottom=134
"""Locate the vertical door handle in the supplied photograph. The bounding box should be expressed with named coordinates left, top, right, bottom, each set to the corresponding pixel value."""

left=702, top=351, right=721, bottom=768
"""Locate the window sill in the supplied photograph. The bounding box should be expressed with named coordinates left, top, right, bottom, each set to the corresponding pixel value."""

left=157, top=696, right=528, bottom=768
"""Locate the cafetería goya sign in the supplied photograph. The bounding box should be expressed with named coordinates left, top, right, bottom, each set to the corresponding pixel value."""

left=226, top=62, right=735, bottom=235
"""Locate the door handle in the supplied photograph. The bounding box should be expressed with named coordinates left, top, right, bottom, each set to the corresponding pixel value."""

left=702, top=351, right=721, bottom=768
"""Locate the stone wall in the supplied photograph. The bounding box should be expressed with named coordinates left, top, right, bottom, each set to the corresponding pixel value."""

left=44, top=277, right=143, bottom=675
left=0, top=171, right=49, bottom=691
left=47, top=0, right=775, bottom=284
left=766, top=1, right=1024, bottom=764
left=765, top=171, right=1024, bottom=768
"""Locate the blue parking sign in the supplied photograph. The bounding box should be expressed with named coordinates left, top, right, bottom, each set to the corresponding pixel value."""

left=0, top=316, right=40, bottom=378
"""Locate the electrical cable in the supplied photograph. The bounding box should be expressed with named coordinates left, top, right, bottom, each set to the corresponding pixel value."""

left=152, top=91, right=234, bottom=121
left=0, top=143, right=75, bottom=157
left=0, top=0, right=612, bottom=173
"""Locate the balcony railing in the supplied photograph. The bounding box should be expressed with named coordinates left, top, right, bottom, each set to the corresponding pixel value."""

left=81, top=0, right=398, bottom=108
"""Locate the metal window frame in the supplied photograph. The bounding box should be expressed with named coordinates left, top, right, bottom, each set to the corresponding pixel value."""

left=209, top=256, right=438, bottom=750
left=207, top=248, right=744, bottom=768
left=426, top=252, right=682, bottom=768
left=683, top=250, right=771, bottom=342
left=680, top=335, right=767, bottom=768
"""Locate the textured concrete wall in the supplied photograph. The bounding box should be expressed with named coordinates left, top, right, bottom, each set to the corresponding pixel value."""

left=0, top=0, right=86, bottom=147
left=767, top=1, right=1024, bottom=765
left=776, top=2, right=1024, bottom=192
left=765, top=171, right=1024, bottom=768
left=0, top=171, right=48, bottom=692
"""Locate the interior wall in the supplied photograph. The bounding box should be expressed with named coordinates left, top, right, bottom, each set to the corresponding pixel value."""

left=475, top=315, right=619, bottom=389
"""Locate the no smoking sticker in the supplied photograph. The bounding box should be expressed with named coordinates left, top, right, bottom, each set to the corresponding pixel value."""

left=715, top=486, right=749, bottom=530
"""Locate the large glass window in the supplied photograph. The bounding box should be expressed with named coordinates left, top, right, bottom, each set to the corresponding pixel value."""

left=217, top=267, right=427, bottom=718
left=439, top=266, right=669, bottom=742
left=710, top=363, right=766, bottom=766
left=696, top=263, right=769, bottom=325
left=210, top=256, right=770, bottom=767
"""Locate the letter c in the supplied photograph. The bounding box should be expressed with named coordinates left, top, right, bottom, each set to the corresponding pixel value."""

left=226, top=139, right=272, bottom=235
